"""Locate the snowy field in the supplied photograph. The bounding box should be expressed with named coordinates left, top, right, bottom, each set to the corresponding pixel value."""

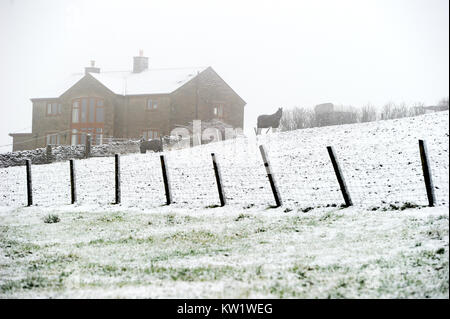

left=0, top=111, right=448, bottom=298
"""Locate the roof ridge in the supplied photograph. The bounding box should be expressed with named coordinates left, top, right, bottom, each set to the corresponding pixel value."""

left=38, top=66, right=210, bottom=98
left=84, top=66, right=208, bottom=74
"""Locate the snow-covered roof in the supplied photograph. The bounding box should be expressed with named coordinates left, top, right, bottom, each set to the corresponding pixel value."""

left=33, top=67, right=208, bottom=99
left=32, top=73, right=85, bottom=100
left=91, top=67, right=208, bottom=95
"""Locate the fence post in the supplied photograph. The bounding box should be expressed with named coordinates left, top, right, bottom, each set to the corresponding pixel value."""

left=211, top=153, right=226, bottom=206
left=160, top=155, right=172, bottom=205
left=259, top=145, right=282, bottom=207
left=327, top=146, right=352, bottom=207
left=69, top=159, right=77, bottom=204
left=85, top=134, right=91, bottom=158
left=115, top=153, right=121, bottom=204
left=25, top=159, right=33, bottom=206
left=418, top=139, right=436, bottom=207
left=46, top=144, right=53, bottom=164
left=160, top=136, right=164, bottom=152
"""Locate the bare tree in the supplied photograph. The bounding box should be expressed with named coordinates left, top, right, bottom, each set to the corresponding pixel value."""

left=381, top=102, right=394, bottom=120
left=280, top=107, right=318, bottom=131
left=359, top=103, right=377, bottom=122
left=381, top=102, right=410, bottom=120
left=280, top=99, right=441, bottom=133
left=409, top=102, right=426, bottom=116
left=393, top=103, right=410, bottom=118
left=279, top=107, right=294, bottom=131
left=438, top=97, right=449, bottom=110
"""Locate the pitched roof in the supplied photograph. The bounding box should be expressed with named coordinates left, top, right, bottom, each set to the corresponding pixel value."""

left=33, top=66, right=208, bottom=99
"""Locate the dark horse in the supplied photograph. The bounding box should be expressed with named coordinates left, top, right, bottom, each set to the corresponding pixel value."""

left=140, top=138, right=163, bottom=153
left=256, top=107, right=283, bottom=134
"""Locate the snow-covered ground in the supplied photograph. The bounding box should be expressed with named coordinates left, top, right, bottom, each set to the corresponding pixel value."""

left=0, top=112, right=448, bottom=298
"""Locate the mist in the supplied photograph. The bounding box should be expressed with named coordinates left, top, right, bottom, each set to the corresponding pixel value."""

left=0, top=0, right=448, bottom=151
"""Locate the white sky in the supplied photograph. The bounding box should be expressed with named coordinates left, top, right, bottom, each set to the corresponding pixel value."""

left=0, top=0, right=448, bottom=151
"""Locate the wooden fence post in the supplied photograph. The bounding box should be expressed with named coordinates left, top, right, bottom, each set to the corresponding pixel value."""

left=160, top=136, right=164, bottom=152
left=46, top=144, right=53, bottom=164
left=418, top=139, right=436, bottom=207
left=115, top=153, right=121, bottom=204
left=69, top=159, right=77, bottom=204
left=25, top=159, right=32, bottom=206
left=259, top=145, right=282, bottom=207
left=85, top=134, right=91, bottom=158
left=327, top=146, right=352, bottom=207
left=211, top=153, right=226, bottom=206
left=160, top=155, right=172, bottom=205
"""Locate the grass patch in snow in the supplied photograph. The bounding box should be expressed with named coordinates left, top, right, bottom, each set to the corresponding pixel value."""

left=43, top=214, right=60, bottom=224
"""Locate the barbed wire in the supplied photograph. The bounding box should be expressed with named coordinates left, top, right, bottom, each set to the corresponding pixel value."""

left=0, top=140, right=448, bottom=209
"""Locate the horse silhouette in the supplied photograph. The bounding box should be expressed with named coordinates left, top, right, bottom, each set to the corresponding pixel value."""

left=140, top=138, right=163, bottom=153
left=257, top=107, right=283, bottom=134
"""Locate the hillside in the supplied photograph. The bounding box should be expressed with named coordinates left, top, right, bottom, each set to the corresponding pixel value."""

left=0, top=111, right=448, bottom=209
left=0, top=111, right=448, bottom=298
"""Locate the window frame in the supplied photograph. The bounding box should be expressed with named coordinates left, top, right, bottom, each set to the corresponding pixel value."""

left=142, top=129, right=159, bottom=140
left=213, top=102, right=225, bottom=119
left=71, top=97, right=105, bottom=145
left=146, top=98, right=158, bottom=111
left=46, top=101, right=62, bottom=116
left=46, top=132, right=60, bottom=146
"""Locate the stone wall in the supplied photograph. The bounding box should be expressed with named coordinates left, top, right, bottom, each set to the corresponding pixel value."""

left=0, top=140, right=140, bottom=169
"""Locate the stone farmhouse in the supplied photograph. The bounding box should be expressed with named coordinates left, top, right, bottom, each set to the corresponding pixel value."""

left=9, top=52, right=246, bottom=151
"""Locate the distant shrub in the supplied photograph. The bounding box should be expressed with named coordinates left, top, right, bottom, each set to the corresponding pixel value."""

left=43, top=214, right=60, bottom=224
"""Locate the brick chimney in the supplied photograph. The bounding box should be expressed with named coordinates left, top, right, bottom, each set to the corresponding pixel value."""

left=85, top=60, right=100, bottom=74
left=133, top=50, right=148, bottom=73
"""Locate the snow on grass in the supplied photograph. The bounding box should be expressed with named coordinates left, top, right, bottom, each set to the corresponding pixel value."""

left=0, top=111, right=448, bottom=298
left=0, top=205, right=448, bottom=298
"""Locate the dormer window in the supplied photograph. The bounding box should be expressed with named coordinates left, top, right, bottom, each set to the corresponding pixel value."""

left=147, top=99, right=158, bottom=110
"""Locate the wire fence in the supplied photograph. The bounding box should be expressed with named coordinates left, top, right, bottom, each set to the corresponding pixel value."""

left=0, top=138, right=448, bottom=209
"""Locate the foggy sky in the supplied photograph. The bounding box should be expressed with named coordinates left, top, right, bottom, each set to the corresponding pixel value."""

left=0, top=0, right=448, bottom=151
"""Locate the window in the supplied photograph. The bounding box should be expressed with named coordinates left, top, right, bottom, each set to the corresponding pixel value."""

left=72, top=98, right=104, bottom=124
left=95, top=128, right=103, bottom=145
left=143, top=129, right=159, bottom=140
left=147, top=99, right=158, bottom=110
left=72, top=101, right=80, bottom=123
left=71, top=126, right=103, bottom=146
left=71, top=98, right=105, bottom=145
left=213, top=103, right=224, bottom=118
left=81, top=99, right=87, bottom=123
left=46, top=102, right=62, bottom=116
left=46, top=133, right=60, bottom=145
left=96, top=107, right=104, bottom=122
left=71, top=129, right=78, bottom=145
left=89, top=99, right=95, bottom=122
